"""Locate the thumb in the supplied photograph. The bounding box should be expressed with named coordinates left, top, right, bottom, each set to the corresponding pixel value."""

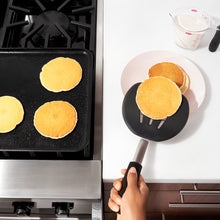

left=127, top=167, right=138, bottom=188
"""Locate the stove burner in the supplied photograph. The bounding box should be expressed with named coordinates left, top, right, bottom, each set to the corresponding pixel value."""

left=28, top=10, right=76, bottom=48
left=34, top=10, right=70, bottom=38
left=0, top=0, right=96, bottom=50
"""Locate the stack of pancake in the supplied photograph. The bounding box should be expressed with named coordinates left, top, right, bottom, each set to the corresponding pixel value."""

left=148, top=62, right=189, bottom=94
left=136, top=62, right=189, bottom=120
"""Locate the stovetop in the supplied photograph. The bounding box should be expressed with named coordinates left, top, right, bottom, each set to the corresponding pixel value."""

left=0, top=0, right=104, bottom=217
left=0, top=0, right=98, bottom=160
left=0, top=1, right=102, bottom=217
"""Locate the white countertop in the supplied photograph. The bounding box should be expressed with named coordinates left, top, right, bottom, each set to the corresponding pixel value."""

left=103, top=0, right=220, bottom=183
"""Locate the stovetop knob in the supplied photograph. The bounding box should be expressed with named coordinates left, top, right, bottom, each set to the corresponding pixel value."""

left=52, top=202, right=74, bottom=217
left=12, top=202, right=34, bottom=216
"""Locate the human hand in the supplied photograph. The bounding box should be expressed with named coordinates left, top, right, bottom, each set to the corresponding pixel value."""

left=108, top=167, right=149, bottom=220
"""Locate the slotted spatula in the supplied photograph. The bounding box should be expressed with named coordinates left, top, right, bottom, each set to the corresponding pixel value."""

left=118, top=83, right=189, bottom=201
left=122, top=83, right=189, bottom=141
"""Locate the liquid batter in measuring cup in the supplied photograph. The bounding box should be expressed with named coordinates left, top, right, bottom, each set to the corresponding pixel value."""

left=170, top=8, right=211, bottom=50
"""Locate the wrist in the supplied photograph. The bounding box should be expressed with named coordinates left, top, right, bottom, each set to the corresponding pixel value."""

left=134, top=215, right=146, bottom=220
left=118, top=213, right=146, bottom=220
left=132, top=211, right=146, bottom=220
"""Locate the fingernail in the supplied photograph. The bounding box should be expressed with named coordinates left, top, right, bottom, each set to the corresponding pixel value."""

left=116, top=197, right=121, bottom=205
left=129, top=167, right=136, bottom=174
left=113, top=205, right=119, bottom=212
left=113, top=182, right=119, bottom=190
left=116, top=183, right=121, bottom=190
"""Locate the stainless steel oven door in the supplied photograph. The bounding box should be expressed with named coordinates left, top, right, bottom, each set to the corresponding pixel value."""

left=0, top=160, right=102, bottom=220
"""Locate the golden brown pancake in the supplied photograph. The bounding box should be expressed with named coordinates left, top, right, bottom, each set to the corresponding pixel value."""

left=34, top=101, right=77, bottom=139
left=148, top=62, right=185, bottom=88
left=180, top=71, right=189, bottom=94
left=40, top=57, right=82, bottom=92
left=136, top=76, right=182, bottom=120
left=0, top=96, right=24, bottom=133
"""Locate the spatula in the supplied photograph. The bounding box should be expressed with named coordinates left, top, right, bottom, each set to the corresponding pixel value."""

left=122, top=83, right=189, bottom=142
left=117, top=83, right=189, bottom=210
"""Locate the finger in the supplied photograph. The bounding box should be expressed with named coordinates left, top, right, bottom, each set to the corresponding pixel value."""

left=121, top=169, right=126, bottom=175
left=137, top=174, right=145, bottom=186
left=113, top=178, right=123, bottom=191
left=127, top=167, right=138, bottom=188
left=108, top=198, right=120, bottom=212
left=110, top=187, right=122, bottom=205
left=138, top=176, right=149, bottom=195
left=139, top=182, right=149, bottom=196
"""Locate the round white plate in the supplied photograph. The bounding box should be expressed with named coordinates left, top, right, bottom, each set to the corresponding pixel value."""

left=121, top=50, right=206, bottom=114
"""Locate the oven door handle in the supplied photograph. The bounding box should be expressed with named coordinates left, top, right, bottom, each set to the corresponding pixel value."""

left=169, top=189, right=220, bottom=208
left=0, top=215, right=92, bottom=219
left=180, top=190, right=220, bottom=203
left=169, top=203, right=220, bottom=208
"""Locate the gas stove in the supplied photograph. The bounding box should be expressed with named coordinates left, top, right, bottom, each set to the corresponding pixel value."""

left=0, top=0, right=103, bottom=219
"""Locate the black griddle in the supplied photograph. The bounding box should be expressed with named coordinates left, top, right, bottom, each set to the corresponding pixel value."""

left=0, top=50, right=93, bottom=152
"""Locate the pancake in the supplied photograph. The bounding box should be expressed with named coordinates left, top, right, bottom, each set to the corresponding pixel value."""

left=180, top=71, right=189, bottom=94
left=0, top=96, right=24, bottom=133
left=148, top=62, right=185, bottom=88
left=34, top=101, right=77, bottom=139
left=40, top=57, right=82, bottom=92
left=136, top=76, right=182, bottom=120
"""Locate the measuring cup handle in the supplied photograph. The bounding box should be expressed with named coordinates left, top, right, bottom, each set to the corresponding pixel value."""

left=209, top=29, right=220, bottom=52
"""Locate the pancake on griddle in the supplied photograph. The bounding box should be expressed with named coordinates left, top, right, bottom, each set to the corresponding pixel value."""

left=136, top=76, right=182, bottom=120
left=0, top=96, right=24, bottom=133
left=40, top=57, right=82, bottom=92
left=34, top=101, right=77, bottom=139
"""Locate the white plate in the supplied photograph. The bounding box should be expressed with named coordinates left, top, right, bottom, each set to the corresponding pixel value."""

left=121, top=50, right=206, bottom=114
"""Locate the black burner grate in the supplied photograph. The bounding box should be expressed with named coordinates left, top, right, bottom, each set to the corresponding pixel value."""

left=0, top=0, right=96, bottom=50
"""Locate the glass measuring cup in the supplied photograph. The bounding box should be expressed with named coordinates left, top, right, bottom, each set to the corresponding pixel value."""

left=170, top=8, right=212, bottom=50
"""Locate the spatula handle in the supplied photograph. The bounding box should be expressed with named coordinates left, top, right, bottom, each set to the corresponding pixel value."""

left=118, top=161, right=142, bottom=197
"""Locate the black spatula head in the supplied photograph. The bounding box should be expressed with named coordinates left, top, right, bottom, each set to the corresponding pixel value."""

left=122, top=83, right=189, bottom=141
